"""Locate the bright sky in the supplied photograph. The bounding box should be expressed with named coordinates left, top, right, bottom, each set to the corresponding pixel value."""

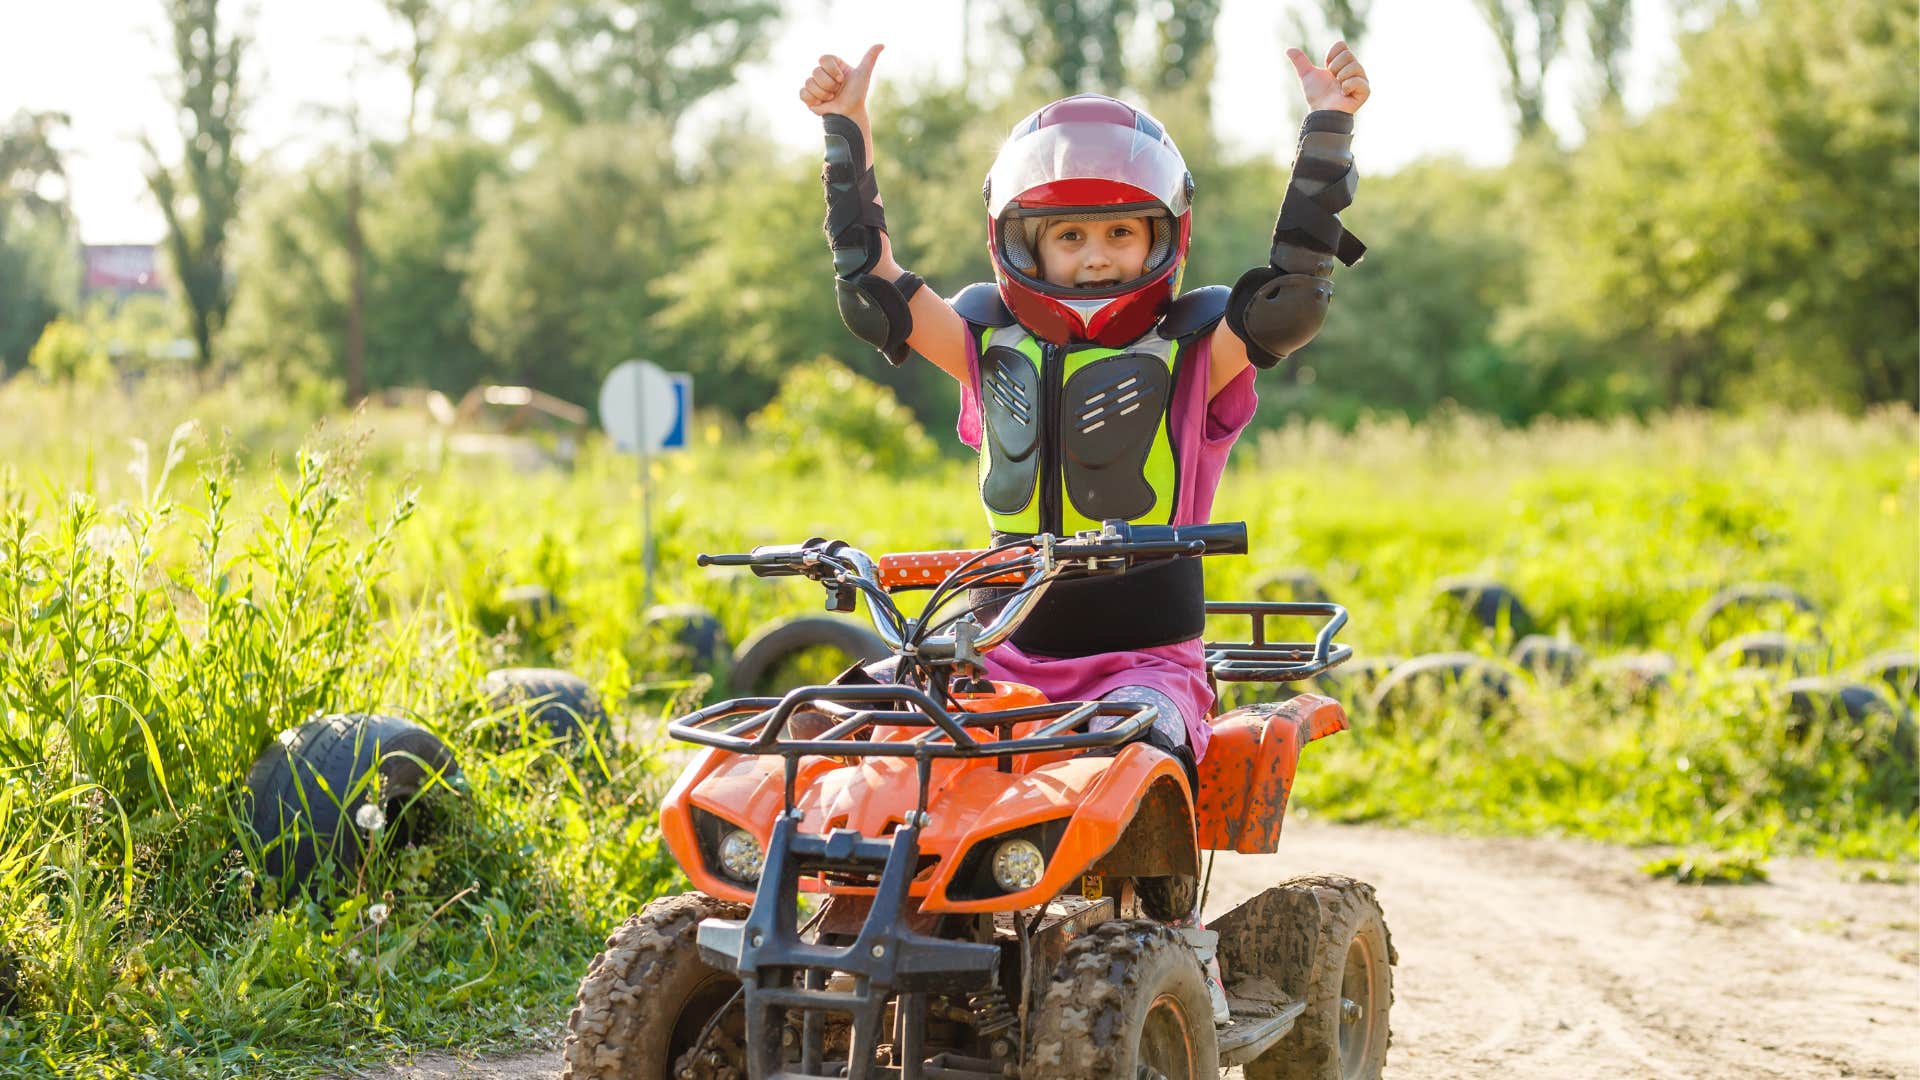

left=1, top=0, right=1681, bottom=244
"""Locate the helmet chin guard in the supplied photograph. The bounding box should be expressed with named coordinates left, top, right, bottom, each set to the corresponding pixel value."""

left=983, top=95, right=1194, bottom=346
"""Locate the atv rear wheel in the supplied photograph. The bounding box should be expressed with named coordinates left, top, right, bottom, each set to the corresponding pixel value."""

left=1247, top=876, right=1394, bottom=1080
left=562, top=892, right=748, bottom=1080
left=1024, top=919, right=1219, bottom=1079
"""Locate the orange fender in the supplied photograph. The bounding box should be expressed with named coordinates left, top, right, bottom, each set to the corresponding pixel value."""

left=1196, top=693, right=1348, bottom=854
left=920, top=741, right=1194, bottom=913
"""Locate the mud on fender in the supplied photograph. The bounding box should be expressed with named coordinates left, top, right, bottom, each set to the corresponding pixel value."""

left=1211, top=883, right=1323, bottom=1003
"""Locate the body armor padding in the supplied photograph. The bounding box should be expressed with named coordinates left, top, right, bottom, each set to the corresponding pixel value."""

left=979, top=346, right=1041, bottom=514
left=1061, top=352, right=1170, bottom=522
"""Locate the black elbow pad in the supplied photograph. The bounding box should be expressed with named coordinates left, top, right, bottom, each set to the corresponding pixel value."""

left=1227, top=111, right=1360, bottom=367
left=835, top=272, right=921, bottom=366
left=1226, top=268, right=1332, bottom=369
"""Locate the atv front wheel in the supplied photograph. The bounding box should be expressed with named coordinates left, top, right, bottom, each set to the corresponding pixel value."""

left=1250, top=875, right=1394, bottom=1080
left=562, top=892, right=748, bottom=1080
left=1024, top=919, right=1218, bottom=1079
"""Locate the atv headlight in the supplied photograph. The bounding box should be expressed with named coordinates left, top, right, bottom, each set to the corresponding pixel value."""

left=991, top=838, right=1046, bottom=892
left=718, top=829, right=764, bottom=883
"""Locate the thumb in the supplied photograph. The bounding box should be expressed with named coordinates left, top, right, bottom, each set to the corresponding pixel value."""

left=1286, top=47, right=1314, bottom=78
left=857, top=43, right=885, bottom=75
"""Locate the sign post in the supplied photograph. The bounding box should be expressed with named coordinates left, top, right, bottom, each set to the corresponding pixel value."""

left=599, top=360, right=692, bottom=607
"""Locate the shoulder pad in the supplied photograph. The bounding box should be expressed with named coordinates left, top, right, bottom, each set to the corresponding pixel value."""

left=950, top=282, right=1016, bottom=328
left=1158, top=285, right=1230, bottom=341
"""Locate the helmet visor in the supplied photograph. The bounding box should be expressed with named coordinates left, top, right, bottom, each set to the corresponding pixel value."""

left=985, top=120, right=1191, bottom=218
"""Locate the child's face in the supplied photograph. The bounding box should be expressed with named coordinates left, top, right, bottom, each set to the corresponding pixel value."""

left=1035, top=216, right=1153, bottom=289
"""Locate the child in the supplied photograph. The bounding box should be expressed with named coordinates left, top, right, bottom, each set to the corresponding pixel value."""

left=800, top=41, right=1370, bottom=1022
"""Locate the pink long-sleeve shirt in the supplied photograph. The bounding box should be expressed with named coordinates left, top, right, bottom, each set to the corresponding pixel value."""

left=956, top=331, right=1258, bottom=761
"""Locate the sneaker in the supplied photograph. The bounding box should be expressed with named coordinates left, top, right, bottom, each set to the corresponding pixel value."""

left=1172, top=925, right=1231, bottom=1025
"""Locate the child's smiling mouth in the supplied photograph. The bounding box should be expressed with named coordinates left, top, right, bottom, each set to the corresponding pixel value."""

left=1078, top=277, right=1122, bottom=288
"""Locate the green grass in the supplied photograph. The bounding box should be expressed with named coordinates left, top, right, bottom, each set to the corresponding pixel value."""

left=0, top=375, right=1913, bottom=1076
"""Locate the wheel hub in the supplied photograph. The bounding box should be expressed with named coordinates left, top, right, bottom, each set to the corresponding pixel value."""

left=1337, top=934, right=1378, bottom=1078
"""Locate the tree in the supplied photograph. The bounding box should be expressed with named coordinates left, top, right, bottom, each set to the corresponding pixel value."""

left=1148, top=0, right=1223, bottom=99
left=1315, top=0, right=1372, bottom=42
left=1583, top=0, right=1632, bottom=109
left=461, top=0, right=779, bottom=135
left=464, top=124, right=681, bottom=406
left=0, top=110, right=78, bottom=372
left=997, top=0, right=1139, bottom=96
left=1473, top=0, right=1572, bottom=140
left=225, top=136, right=505, bottom=394
left=1265, top=158, right=1534, bottom=426
left=382, top=0, right=439, bottom=139
left=145, top=0, right=246, bottom=369
left=1508, top=0, right=1919, bottom=410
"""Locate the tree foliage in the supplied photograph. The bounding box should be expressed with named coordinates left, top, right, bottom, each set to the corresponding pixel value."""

left=190, top=0, right=1919, bottom=430
left=462, top=0, right=779, bottom=133
left=146, top=0, right=246, bottom=369
left=0, top=111, right=77, bottom=372
left=746, top=356, right=939, bottom=475
left=465, top=124, right=680, bottom=405
left=226, top=137, right=506, bottom=394
left=1474, top=0, right=1572, bottom=139
left=1507, top=0, right=1918, bottom=410
left=998, top=0, right=1138, bottom=96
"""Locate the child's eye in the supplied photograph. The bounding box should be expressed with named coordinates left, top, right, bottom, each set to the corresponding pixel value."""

left=1058, top=229, right=1081, bottom=242
left=1110, top=225, right=1134, bottom=237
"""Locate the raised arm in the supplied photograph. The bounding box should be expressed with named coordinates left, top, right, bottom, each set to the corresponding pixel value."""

left=1207, top=41, right=1371, bottom=399
left=800, top=46, right=970, bottom=383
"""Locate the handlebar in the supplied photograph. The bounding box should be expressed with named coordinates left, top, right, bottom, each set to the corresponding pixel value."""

left=696, top=520, right=1255, bottom=671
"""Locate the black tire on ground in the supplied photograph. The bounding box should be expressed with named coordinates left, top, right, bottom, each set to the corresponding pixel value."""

left=1851, top=650, right=1920, bottom=701
left=480, top=667, right=608, bottom=744
left=562, top=892, right=750, bottom=1080
left=1510, top=635, right=1586, bottom=683
left=499, top=584, right=562, bottom=622
left=641, top=604, right=731, bottom=672
left=1024, top=919, right=1219, bottom=1079
left=1366, top=653, right=1520, bottom=723
left=1686, top=583, right=1821, bottom=645
left=1706, top=631, right=1824, bottom=675
left=1245, top=875, right=1394, bottom=1080
left=1778, top=677, right=1917, bottom=768
left=1588, top=651, right=1679, bottom=699
left=242, top=713, right=460, bottom=889
left=1433, top=577, right=1534, bottom=638
left=0, top=947, right=18, bottom=1014
left=729, top=616, right=891, bottom=697
left=1250, top=569, right=1333, bottom=605
left=1309, top=655, right=1402, bottom=708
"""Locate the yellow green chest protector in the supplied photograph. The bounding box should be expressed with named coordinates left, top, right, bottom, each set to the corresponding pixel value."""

left=976, top=323, right=1181, bottom=538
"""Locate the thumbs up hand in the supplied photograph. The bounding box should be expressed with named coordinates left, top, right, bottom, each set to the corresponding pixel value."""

left=799, top=44, right=886, bottom=119
left=1287, top=41, right=1371, bottom=114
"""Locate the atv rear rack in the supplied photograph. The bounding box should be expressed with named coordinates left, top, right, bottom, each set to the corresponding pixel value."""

left=1202, top=600, right=1353, bottom=682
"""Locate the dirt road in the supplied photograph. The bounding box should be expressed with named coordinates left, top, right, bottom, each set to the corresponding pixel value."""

left=358, top=821, right=1920, bottom=1080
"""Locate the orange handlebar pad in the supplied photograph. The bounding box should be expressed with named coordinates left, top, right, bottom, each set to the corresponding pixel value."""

left=876, top=548, right=1033, bottom=591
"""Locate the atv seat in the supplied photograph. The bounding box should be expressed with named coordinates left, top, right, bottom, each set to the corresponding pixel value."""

left=1195, top=694, right=1347, bottom=854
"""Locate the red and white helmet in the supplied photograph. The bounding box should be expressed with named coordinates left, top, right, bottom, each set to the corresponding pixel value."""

left=983, top=94, right=1193, bottom=347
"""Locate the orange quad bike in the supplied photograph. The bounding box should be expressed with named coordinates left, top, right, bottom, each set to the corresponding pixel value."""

left=563, top=521, right=1394, bottom=1080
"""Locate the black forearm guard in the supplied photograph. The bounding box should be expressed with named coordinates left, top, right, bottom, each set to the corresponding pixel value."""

left=822, top=114, right=916, bottom=365
left=1226, top=110, right=1365, bottom=368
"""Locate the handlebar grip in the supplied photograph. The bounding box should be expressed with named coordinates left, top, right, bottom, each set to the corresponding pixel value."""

left=1110, top=521, right=1248, bottom=556
left=698, top=538, right=835, bottom=577
left=697, top=553, right=755, bottom=566
left=1172, top=522, right=1247, bottom=555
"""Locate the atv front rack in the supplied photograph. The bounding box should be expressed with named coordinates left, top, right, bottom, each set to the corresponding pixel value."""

left=1202, top=600, right=1353, bottom=682
left=671, top=682, right=1159, bottom=801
